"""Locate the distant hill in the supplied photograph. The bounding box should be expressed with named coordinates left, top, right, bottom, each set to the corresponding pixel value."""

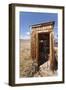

left=20, top=39, right=30, bottom=42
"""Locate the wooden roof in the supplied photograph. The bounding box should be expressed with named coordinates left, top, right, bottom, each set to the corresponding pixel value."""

left=31, top=21, right=55, bottom=28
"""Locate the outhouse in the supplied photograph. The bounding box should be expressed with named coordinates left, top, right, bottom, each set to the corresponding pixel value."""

left=31, top=21, right=55, bottom=70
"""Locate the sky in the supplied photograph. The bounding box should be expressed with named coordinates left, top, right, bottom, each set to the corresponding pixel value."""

left=20, top=12, right=58, bottom=40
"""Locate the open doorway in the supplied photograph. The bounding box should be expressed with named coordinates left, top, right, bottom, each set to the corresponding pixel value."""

left=38, top=32, right=50, bottom=66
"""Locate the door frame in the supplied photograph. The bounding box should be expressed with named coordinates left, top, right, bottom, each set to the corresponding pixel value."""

left=36, top=31, right=54, bottom=68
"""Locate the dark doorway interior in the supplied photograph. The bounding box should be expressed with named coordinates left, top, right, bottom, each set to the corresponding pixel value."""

left=38, top=33, right=50, bottom=66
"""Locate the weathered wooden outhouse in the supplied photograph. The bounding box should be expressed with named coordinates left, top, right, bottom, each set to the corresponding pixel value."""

left=31, top=21, right=55, bottom=71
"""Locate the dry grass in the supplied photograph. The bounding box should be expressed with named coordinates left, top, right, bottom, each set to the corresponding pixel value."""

left=20, top=39, right=37, bottom=77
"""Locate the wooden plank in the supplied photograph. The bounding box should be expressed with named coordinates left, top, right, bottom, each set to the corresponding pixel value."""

left=50, top=32, right=54, bottom=71
left=31, top=31, right=36, bottom=60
